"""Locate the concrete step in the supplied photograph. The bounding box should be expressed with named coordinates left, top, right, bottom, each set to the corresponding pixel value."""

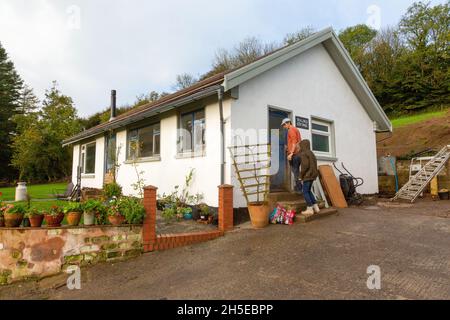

left=278, top=200, right=307, bottom=212
left=296, top=208, right=338, bottom=224
left=268, top=192, right=303, bottom=203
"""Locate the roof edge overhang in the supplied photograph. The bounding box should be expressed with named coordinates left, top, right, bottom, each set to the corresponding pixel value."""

left=63, top=85, right=221, bottom=147
left=222, top=27, right=392, bottom=133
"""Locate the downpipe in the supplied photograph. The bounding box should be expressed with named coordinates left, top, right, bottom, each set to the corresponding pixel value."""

left=218, top=87, right=225, bottom=185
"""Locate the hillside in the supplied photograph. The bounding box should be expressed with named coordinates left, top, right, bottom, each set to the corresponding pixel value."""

left=377, top=110, right=450, bottom=158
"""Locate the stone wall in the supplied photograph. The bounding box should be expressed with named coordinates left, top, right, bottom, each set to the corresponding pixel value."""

left=0, top=226, right=142, bottom=285
left=378, top=160, right=450, bottom=196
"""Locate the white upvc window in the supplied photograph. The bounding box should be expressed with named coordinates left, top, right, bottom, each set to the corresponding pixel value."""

left=81, top=142, right=96, bottom=174
left=178, top=108, right=206, bottom=155
left=127, top=123, right=161, bottom=160
left=311, top=119, right=334, bottom=158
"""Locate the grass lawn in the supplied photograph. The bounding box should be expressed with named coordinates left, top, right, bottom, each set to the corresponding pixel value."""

left=391, top=110, right=448, bottom=128
left=0, top=182, right=67, bottom=201
left=13, top=200, right=67, bottom=211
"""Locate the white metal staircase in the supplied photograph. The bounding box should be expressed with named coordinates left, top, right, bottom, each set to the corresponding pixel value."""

left=392, top=145, right=450, bottom=203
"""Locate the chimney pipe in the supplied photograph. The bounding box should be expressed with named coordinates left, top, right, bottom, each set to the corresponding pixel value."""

left=110, top=90, right=117, bottom=121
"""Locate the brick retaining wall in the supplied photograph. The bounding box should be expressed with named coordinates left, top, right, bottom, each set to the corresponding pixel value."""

left=0, top=226, right=142, bottom=285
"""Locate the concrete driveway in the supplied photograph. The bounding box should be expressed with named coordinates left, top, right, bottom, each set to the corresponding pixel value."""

left=1, top=199, right=450, bottom=300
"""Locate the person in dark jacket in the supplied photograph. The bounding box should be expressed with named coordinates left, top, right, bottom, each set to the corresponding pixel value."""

left=299, top=139, right=320, bottom=216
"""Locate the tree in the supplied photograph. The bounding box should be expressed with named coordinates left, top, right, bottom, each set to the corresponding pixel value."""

left=283, top=26, right=316, bottom=45
left=0, top=42, right=23, bottom=180
left=11, top=82, right=82, bottom=181
left=173, top=73, right=198, bottom=91
left=13, top=85, right=40, bottom=133
left=339, top=24, right=378, bottom=69
left=397, top=1, right=450, bottom=111
left=201, top=37, right=279, bottom=79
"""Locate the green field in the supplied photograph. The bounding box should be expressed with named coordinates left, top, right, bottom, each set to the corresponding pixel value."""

left=391, top=110, right=448, bottom=128
left=0, top=182, right=67, bottom=201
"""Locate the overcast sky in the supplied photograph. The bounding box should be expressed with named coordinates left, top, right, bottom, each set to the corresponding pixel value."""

left=0, top=0, right=446, bottom=117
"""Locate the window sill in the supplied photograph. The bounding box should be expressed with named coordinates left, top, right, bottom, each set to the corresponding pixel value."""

left=124, top=156, right=161, bottom=164
left=175, top=151, right=206, bottom=159
left=316, top=155, right=338, bottom=162
left=81, top=174, right=96, bottom=179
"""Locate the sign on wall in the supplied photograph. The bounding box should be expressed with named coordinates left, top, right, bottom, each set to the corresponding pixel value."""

left=295, top=116, right=309, bottom=130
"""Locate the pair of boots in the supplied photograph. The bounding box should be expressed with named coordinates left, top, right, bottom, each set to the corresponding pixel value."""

left=302, top=204, right=320, bottom=217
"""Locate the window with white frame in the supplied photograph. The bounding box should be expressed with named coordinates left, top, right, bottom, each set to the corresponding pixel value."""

left=178, top=109, right=205, bottom=154
left=127, top=123, right=161, bottom=160
left=81, top=142, right=96, bottom=174
left=311, top=119, right=334, bottom=157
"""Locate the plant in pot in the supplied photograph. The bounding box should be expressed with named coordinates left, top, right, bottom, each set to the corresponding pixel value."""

left=3, top=204, right=26, bottom=228
left=177, top=206, right=193, bottom=220
left=44, top=205, right=65, bottom=228
left=107, top=200, right=125, bottom=226
left=198, top=203, right=211, bottom=222
left=95, top=204, right=108, bottom=225
left=25, top=207, right=44, bottom=228
left=119, top=197, right=145, bottom=225
left=63, top=202, right=83, bottom=226
left=83, top=199, right=103, bottom=226
left=103, top=182, right=123, bottom=200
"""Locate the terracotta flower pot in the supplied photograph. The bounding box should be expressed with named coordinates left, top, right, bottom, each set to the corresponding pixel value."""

left=248, top=202, right=270, bottom=229
left=29, top=215, right=44, bottom=228
left=0, top=216, right=5, bottom=227
left=4, top=214, right=24, bottom=228
left=66, top=212, right=82, bottom=226
left=44, top=213, right=64, bottom=228
left=108, top=215, right=125, bottom=226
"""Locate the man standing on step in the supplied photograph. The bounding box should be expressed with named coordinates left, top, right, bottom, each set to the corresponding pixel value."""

left=281, top=118, right=303, bottom=194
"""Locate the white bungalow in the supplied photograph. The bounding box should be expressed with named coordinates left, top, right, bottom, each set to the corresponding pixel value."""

left=63, top=28, right=392, bottom=208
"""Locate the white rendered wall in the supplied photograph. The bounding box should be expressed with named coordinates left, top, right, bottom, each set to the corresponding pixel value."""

left=230, top=44, right=379, bottom=207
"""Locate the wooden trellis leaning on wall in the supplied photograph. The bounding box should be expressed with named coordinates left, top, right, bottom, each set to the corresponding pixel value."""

left=228, top=144, right=272, bottom=205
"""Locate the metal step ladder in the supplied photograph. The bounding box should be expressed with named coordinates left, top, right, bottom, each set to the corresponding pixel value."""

left=392, top=145, right=450, bottom=203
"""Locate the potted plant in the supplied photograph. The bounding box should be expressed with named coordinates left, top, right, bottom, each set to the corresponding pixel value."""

left=95, top=204, right=108, bottom=225
left=26, top=208, right=44, bottom=228
left=103, top=182, right=123, bottom=200
left=44, top=205, right=65, bottom=227
left=107, top=200, right=125, bottom=226
left=119, top=197, right=145, bottom=225
left=3, top=204, right=26, bottom=228
left=63, top=202, right=83, bottom=226
left=198, top=203, right=210, bottom=222
left=180, top=206, right=193, bottom=220
left=83, top=199, right=103, bottom=226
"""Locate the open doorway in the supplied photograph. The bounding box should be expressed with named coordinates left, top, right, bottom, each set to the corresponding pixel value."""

left=268, top=107, right=291, bottom=192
